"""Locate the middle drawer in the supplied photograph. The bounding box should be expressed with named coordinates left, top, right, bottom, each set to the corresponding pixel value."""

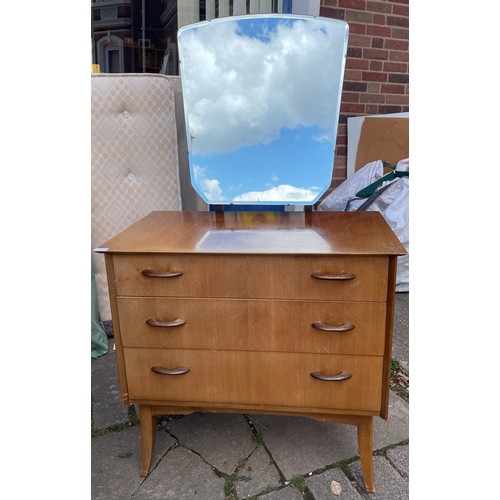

left=117, top=297, right=387, bottom=355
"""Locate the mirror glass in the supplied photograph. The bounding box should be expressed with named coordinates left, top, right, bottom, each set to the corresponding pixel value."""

left=178, top=14, right=349, bottom=206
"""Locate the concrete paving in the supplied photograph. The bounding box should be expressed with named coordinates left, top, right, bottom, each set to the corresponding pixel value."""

left=92, top=292, right=409, bottom=499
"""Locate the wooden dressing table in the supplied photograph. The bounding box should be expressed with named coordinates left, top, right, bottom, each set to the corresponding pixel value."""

left=97, top=209, right=406, bottom=492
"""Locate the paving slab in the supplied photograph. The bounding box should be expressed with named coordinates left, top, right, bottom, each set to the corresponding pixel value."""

left=248, top=413, right=358, bottom=479
left=235, top=444, right=282, bottom=499
left=133, top=445, right=226, bottom=499
left=373, top=391, right=409, bottom=449
left=305, top=467, right=363, bottom=499
left=166, top=412, right=257, bottom=474
left=349, top=451, right=409, bottom=499
left=247, top=391, right=408, bottom=480
left=258, top=485, right=304, bottom=499
left=91, top=425, right=176, bottom=499
left=91, top=341, right=131, bottom=430
left=386, top=444, right=409, bottom=477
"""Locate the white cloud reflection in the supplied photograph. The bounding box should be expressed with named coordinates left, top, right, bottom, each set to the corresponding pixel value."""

left=233, top=184, right=320, bottom=202
left=193, top=165, right=226, bottom=202
left=180, top=17, right=347, bottom=156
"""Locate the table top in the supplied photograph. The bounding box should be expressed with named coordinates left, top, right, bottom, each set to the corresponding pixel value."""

left=96, top=211, right=407, bottom=256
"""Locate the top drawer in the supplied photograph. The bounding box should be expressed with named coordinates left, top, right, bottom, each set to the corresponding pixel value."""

left=111, top=254, right=389, bottom=301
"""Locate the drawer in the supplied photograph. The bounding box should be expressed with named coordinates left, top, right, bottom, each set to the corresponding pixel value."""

left=117, top=298, right=387, bottom=355
left=123, top=348, right=383, bottom=412
left=111, top=254, right=389, bottom=301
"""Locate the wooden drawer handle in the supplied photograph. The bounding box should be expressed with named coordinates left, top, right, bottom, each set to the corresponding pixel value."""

left=310, top=370, right=352, bottom=381
left=151, top=366, right=190, bottom=376
left=142, top=269, right=183, bottom=278
left=146, top=318, right=186, bottom=328
left=312, top=321, right=355, bottom=332
left=311, top=271, right=355, bottom=281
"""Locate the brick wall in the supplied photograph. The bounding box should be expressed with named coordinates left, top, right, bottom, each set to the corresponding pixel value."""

left=320, top=0, right=409, bottom=188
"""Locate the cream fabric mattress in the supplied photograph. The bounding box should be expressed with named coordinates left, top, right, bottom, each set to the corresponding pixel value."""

left=91, top=73, right=182, bottom=321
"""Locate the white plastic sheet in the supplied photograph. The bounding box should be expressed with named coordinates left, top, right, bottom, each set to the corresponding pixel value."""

left=318, top=159, right=409, bottom=291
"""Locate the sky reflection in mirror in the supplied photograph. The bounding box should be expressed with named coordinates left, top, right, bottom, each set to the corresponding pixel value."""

left=178, top=15, right=348, bottom=205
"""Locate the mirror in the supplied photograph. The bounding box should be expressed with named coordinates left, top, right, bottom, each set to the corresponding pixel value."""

left=178, top=14, right=349, bottom=206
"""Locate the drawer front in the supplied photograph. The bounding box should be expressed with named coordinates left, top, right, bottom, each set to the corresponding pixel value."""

left=117, top=298, right=387, bottom=355
left=123, top=348, right=383, bottom=412
left=112, top=254, right=389, bottom=301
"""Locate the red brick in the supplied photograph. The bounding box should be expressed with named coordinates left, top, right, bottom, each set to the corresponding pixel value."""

left=366, top=104, right=378, bottom=114
left=347, top=47, right=363, bottom=58
left=340, top=103, right=366, bottom=113
left=366, top=25, right=392, bottom=37
left=348, top=34, right=372, bottom=47
left=343, top=81, right=367, bottom=91
left=383, top=61, right=408, bottom=72
left=381, top=83, right=405, bottom=94
left=342, top=92, right=361, bottom=102
left=387, top=16, right=409, bottom=27
left=379, top=105, right=403, bottom=114
left=372, top=38, right=384, bottom=48
left=392, top=27, right=409, bottom=39
left=339, top=0, right=366, bottom=9
left=362, top=71, right=386, bottom=81
left=369, top=60, right=383, bottom=71
left=345, top=11, right=373, bottom=23
left=338, top=113, right=349, bottom=124
left=360, top=93, right=386, bottom=103
left=389, top=73, right=409, bottom=83
left=320, top=7, right=345, bottom=19
left=386, top=94, right=409, bottom=105
left=336, top=134, right=347, bottom=145
left=389, top=50, right=409, bottom=62
left=323, top=0, right=339, bottom=6
left=346, top=58, right=369, bottom=69
left=335, top=156, right=347, bottom=168
left=363, top=48, right=389, bottom=59
left=367, top=1, right=392, bottom=13
left=348, top=22, right=367, bottom=34
left=373, top=13, right=386, bottom=24
left=385, top=39, right=409, bottom=50
left=333, top=159, right=346, bottom=170
left=367, top=82, right=380, bottom=92
left=392, top=4, right=409, bottom=16
left=344, top=69, right=363, bottom=80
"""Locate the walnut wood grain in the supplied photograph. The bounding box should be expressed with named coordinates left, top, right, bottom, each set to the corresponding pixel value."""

left=117, top=297, right=387, bottom=355
left=97, top=211, right=407, bottom=256
left=123, top=348, right=384, bottom=411
left=111, top=254, right=390, bottom=301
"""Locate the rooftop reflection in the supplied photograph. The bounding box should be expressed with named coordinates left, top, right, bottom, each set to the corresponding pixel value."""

left=178, top=14, right=349, bottom=205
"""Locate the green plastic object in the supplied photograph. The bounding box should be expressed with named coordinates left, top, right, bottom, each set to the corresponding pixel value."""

left=355, top=170, right=409, bottom=199
left=91, top=262, right=108, bottom=358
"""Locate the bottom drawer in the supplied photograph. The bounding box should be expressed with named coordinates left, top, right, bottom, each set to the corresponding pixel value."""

left=123, top=348, right=384, bottom=412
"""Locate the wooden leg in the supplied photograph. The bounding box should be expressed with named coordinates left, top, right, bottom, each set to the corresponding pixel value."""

left=357, top=416, right=375, bottom=493
left=139, top=405, right=157, bottom=477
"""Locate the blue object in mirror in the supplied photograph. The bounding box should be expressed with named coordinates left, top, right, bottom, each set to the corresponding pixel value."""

left=178, top=14, right=349, bottom=206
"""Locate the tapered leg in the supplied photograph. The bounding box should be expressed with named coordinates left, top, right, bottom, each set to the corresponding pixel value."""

left=139, top=405, right=157, bottom=477
left=357, top=416, right=375, bottom=493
